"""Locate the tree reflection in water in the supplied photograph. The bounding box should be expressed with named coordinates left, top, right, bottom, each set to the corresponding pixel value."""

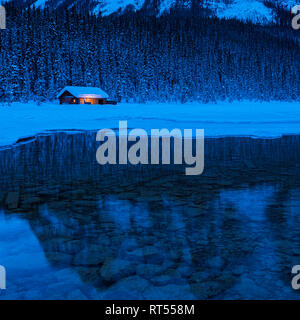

left=0, top=132, right=299, bottom=299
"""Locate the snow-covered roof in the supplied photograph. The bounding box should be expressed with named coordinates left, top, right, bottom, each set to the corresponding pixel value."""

left=57, top=86, right=109, bottom=99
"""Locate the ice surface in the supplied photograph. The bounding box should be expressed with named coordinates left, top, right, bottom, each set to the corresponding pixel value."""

left=0, top=100, right=299, bottom=147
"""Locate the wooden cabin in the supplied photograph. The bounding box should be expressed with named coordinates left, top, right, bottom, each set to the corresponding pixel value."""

left=57, top=86, right=116, bottom=105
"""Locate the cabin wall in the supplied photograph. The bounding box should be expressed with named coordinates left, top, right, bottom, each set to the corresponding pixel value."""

left=59, top=90, right=78, bottom=104
left=79, top=98, right=107, bottom=105
left=59, top=97, right=78, bottom=104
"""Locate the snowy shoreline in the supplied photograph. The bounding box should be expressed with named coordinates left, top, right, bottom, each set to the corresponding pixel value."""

left=0, top=101, right=300, bottom=147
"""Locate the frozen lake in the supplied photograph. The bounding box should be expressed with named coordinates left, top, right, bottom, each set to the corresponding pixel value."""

left=1, top=101, right=300, bottom=147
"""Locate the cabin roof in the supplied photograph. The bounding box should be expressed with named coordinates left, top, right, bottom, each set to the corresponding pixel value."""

left=57, top=86, right=109, bottom=99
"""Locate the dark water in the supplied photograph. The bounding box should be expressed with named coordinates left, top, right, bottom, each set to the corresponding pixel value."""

left=0, top=132, right=300, bottom=299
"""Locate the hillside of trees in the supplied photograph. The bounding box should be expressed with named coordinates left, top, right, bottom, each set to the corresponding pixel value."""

left=0, top=4, right=299, bottom=103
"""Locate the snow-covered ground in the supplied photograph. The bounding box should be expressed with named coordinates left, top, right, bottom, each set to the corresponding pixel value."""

left=0, top=101, right=300, bottom=147
left=19, top=0, right=297, bottom=24
left=211, top=0, right=274, bottom=24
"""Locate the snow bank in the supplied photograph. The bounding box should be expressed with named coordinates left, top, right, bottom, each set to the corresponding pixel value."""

left=0, top=101, right=299, bottom=147
left=93, top=0, right=145, bottom=16
left=213, top=0, right=274, bottom=24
